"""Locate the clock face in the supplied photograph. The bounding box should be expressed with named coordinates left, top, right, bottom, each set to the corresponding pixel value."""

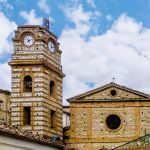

left=48, top=41, right=55, bottom=52
left=24, top=35, right=34, bottom=46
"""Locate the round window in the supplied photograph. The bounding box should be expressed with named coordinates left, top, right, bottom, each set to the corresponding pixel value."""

left=106, top=114, right=121, bottom=130
left=110, top=90, right=117, bottom=96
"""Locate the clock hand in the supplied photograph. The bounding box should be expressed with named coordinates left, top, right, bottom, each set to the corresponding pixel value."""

left=27, top=39, right=31, bottom=42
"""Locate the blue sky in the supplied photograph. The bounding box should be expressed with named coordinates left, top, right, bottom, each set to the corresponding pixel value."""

left=1, top=0, right=150, bottom=104
left=3, top=0, right=150, bottom=36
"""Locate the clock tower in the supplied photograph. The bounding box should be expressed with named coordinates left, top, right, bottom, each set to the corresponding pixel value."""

left=9, top=25, right=64, bottom=140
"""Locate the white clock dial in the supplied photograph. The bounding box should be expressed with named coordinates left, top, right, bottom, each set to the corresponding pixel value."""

left=24, top=35, right=34, bottom=46
left=48, top=41, right=55, bottom=52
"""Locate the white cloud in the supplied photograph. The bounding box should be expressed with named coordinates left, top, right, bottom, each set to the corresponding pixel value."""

left=0, top=0, right=13, bottom=10
left=0, top=63, right=11, bottom=90
left=62, top=4, right=101, bottom=35
left=87, top=0, right=96, bottom=8
left=20, top=9, right=42, bottom=25
left=59, top=10, right=150, bottom=104
left=0, top=12, right=16, bottom=91
left=106, top=14, right=113, bottom=22
left=0, top=12, right=17, bottom=55
left=64, top=4, right=91, bottom=26
left=38, top=0, right=50, bottom=14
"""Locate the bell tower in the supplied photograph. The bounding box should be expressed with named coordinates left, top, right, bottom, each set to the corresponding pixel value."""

left=9, top=25, right=64, bottom=139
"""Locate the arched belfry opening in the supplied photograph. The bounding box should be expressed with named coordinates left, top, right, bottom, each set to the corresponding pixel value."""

left=24, top=76, right=32, bottom=92
left=50, top=80, right=55, bottom=96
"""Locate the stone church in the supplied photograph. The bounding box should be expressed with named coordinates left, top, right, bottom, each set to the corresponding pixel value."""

left=64, top=82, right=150, bottom=149
left=0, top=24, right=150, bottom=150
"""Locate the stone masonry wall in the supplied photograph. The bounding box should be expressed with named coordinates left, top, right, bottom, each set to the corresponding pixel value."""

left=65, top=87, right=150, bottom=150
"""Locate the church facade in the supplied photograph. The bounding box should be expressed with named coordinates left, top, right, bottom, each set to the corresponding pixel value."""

left=64, top=82, right=150, bottom=150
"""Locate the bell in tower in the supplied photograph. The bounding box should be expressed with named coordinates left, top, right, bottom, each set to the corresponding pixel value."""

left=9, top=24, right=65, bottom=140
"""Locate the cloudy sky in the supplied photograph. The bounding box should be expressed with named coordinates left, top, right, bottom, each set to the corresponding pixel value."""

left=1, top=0, right=150, bottom=104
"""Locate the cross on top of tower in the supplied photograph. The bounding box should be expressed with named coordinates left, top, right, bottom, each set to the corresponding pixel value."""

left=112, top=76, right=116, bottom=83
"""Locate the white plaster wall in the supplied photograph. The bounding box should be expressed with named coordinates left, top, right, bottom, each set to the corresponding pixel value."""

left=0, top=135, right=59, bottom=150
left=0, top=143, right=30, bottom=150
left=63, top=113, right=70, bottom=127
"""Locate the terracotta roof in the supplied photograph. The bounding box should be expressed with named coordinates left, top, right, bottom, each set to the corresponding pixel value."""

left=0, top=89, right=11, bottom=95
left=0, top=124, right=74, bottom=150
left=67, top=82, right=150, bottom=102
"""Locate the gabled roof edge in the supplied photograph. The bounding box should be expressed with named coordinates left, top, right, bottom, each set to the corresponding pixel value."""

left=67, top=82, right=150, bottom=102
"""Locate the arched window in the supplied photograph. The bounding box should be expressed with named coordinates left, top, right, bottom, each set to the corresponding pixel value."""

left=24, top=76, right=32, bottom=92
left=50, top=81, right=55, bottom=96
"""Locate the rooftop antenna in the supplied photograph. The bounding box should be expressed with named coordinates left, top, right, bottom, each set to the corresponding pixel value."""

left=43, top=18, right=52, bottom=31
